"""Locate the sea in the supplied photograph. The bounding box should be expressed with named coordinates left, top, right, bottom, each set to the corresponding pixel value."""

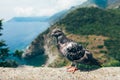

left=0, top=21, right=50, bottom=66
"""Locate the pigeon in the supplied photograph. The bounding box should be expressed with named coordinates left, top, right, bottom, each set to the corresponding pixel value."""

left=51, top=28, right=100, bottom=73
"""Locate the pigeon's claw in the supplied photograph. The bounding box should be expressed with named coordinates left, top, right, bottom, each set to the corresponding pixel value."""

left=67, top=67, right=78, bottom=73
left=65, top=65, right=72, bottom=69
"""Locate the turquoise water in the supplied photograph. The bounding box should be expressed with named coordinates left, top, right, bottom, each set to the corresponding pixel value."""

left=25, top=54, right=48, bottom=67
left=7, top=54, right=48, bottom=67
left=0, top=21, right=50, bottom=66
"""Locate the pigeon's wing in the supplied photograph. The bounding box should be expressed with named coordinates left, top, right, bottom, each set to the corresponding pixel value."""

left=66, top=42, right=85, bottom=61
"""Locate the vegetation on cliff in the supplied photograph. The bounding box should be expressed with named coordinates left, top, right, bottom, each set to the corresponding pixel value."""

left=23, top=33, right=45, bottom=59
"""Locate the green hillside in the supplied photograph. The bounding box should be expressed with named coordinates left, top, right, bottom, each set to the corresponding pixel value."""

left=52, top=7, right=120, bottom=66
left=27, top=7, right=120, bottom=67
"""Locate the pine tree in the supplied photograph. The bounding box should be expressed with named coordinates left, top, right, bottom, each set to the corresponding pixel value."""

left=0, top=20, right=9, bottom=61
left=0, top=20, right=18, bottom=67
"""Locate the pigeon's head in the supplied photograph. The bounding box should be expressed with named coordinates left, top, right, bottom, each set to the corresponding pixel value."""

left=51, top=29, right=64, bottom=38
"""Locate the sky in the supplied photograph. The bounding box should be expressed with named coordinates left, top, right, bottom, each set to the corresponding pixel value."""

left=0, top=0, right=87, bottom=20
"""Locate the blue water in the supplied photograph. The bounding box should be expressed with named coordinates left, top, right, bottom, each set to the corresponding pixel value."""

left=0, top=22, right=50, bottom=53
left=7, top=54, right=48, bottom=67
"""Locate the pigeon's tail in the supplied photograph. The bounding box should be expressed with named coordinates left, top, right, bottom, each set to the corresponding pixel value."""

left=89, top=58, right=101, bottom=67
left=84, top=50, right=101, bottom=67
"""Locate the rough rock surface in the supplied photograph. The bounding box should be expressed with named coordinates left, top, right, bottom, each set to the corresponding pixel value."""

left=0, top=66, right=120, bottom=80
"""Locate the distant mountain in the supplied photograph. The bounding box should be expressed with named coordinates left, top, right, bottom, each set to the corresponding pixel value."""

left=94, top=0, right=107, bottom=8
left=7, top=16, right=50, bottom=22
left=80, top=0, right=120, bottom=9
left=107, top=0, right=120, bottom=8
left=79, top=0, right=97, bottom=8
left=80, top=0, right=107, bottom=8
left=108, top=0, right=120, bottom=5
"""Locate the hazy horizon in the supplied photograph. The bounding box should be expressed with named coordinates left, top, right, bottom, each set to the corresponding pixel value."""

left=0, top=0, right=87, bottom=21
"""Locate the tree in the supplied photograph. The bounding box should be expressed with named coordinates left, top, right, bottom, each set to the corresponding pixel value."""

left=0, top=20, right=9, bottom=61
left=14, top=50, right=24, bottom=59
left=0, top=20, right=18, bottom=67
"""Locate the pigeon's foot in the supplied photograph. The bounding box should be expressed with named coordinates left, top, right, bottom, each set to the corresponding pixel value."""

left=67, top=67, right=78, bottom=73
left=65, top=65, right=72, bottom=69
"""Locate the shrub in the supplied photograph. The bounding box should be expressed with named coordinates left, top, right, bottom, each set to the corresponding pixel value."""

left=14, top=50, right=24, bottom=59
left=102, top=59, right=120, bottom=67
left=99, top=50, right=107, bottom=54
left=0, top=60, right=18, bottom=68
left=78, top=64, right=101, bottom=71
left=97, top=45, right=104, bottom=49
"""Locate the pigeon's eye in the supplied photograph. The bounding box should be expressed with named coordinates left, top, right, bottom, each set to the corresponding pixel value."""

left=54, top=31, right=58, bottom=33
